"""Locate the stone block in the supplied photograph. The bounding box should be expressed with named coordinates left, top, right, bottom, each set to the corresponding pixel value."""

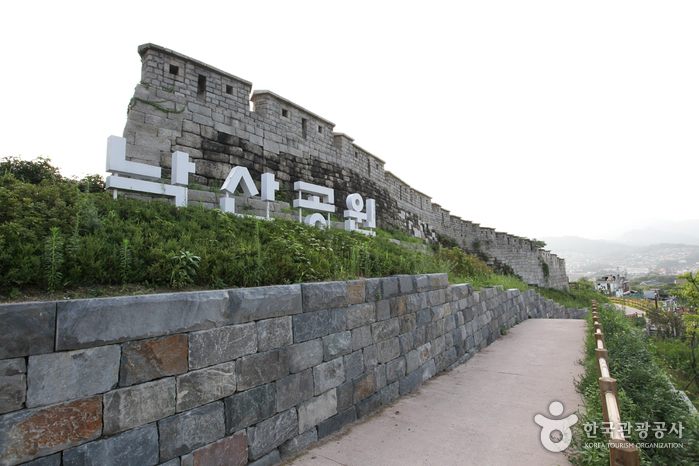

left=56, top=291, right=230, bottom=351
left=377, top=338, right=400, bottom=364
left=293, top=310, right=332, bottom=343
left=0, top=373, right=25, bottom=414
left=229, top=285, right=302, bottom=324
left=248, top=449, right=281, bottom=466
left=104, top=377, right=176, bottom=434
left=371, top=318, right=399, bottom=343
left=257, top=317, right=293, bottom=352
left=386, top=357, right=406, bottom=384
left=119, top=334, right=187, bottom=386
left=236, top=349, right=289, bottom=391
left=379, top=277, right=400, bottom=299
left=176, top=362, right=236, bottom=412
left=0, top=302, right=55, bottom=359
left=399, top=333, right=414, bottom=355
left=405, top=349, right=419, bottom=374
left=189, top=323, right=256, bottom=370
left=224, top=383, right=276, bottom=433
left=21, top=454, right=61, bottom=466
left=289, top=340, right=323, bottom=373
left=247, top=409, right=297, bottom=460
left=26, top=345, right=120, bottom=408
left=356, top=392, right=382, bottom=419
left=400, top=314, right=417, bottom=334
left=405, top=293, right=426, bottom=312
left=158, top=402, right=225, bottom=461
left=323, top=332, right=352, bottom=361
left=191, top=433, right=247, bottom=466
left=351, top=325, right=372, bottom=351
left=376, top=300, right=390, bottom=321
left=375, top=365, right=387, bottom=390
left=276, top=369, right=313, bottom=412
left=399, top=368, right=423, bottom=395
left=396, top=275, right=415, bottom=295
left=317, top=407, right=357, bottom=439
left=412, top=274, right=430, bottom=293
left=280, top=428, right=318, bottom=456
left=347, top=280, right=366, bottom=305
left=429, top=273, right=449, bottom=290
left=298, top=389, right=337, bottom=433
left=389, top=296, right=407, bottom=317
left=365, top=278, right=381, bottom=301
left=343, top=351, right=364, bottom=380
left=63, top=423, right=159, bottom=466
left=362, top=345, right=379, bottom=372
left=301, top=282, right=348, bottom=312
left=0, top=396, right=102, bottom=465
left=336, top=381, right=354, bottom=412
left=313, top=359, right=344, bottom=395
left=0, top=359, right=25, bottom=377
left=380, top=381, right=400, bottom=405
left=353, top=372, right=376, bottom=403
left=346, top=303, right=375, bottom=330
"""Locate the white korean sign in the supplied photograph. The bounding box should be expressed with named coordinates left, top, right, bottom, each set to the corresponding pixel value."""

left=106, top=136, right=376, bottom=235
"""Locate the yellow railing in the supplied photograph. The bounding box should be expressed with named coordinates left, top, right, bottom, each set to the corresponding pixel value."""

left=609, top=296, right=654, bottom=313
left=592, top=300, right=640, bottom=466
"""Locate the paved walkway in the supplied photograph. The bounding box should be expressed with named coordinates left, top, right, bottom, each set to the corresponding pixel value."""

left=282, top=319, right=586, bottom=466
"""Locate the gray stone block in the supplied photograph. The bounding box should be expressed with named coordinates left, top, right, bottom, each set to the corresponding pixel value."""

left=104, top=377, right=176, bottom=434
left=371, top=318, right=399, bottom=343
left=377, top=338, right=400, bottom=364
left=301, top=282, right=348, bottom=312
left=248, top=449, right=280, bottom=466
left=0, top=302, right=55, bottom=359
left=346, top=303, right=375, bottom=330
left=376, top=300, right=390, bottom=321
left=280, top=428, right=318, bottom=457
left=257, top=317, right=293, bottom=352
left=396, top=275, right=415, bottom=295
left=379, top=277, right=400, bottom=299
left=313, top=359, right=344, bottom=395
left=336, top=381, right=354, bottom=412
left=158, top=402, right=225, bottom=461
left=343, top=351, right=364, bottom=380
left=293, top=310, right=332, bottom=343
left=229, top=285, right=302, bottom=324
left=375, top=365, right=387, bottom=391
left=362, top=344, right=379, bottom=372
left=386, top=357, right=406, bottom=384
left=364, top=278, right=381, bottom=301
left=188, top=323, right=256, bottom=370
left=237, top=349, right=290, bottom=391
left=429, top=273, right=449, bottom=290
left=56, top=290, right=230, bottom=351
left=405, top=293, right=426, bottom=312
left=63, top=423, right=159, bottom=466
left=380, top=381, right=399, bottom=405
left=224, top=383, right=276, bottom=433
left=322, top=332, right=352, bottom=361
left=399, top=332, right=414, bottom=355
left=0, top=374, right=25, bottom=414
left=317, top=407, right=357, bottom=439
left=0, top=359, right=25, bottom=377
left=351, top=325, right=372, bottom=351
left=26, top=345, right=120, bottom=408
left=247, top=409, right=298, bottom=460
left=276, top=369, right=313, bottom=412
left=412, top=274, right=430, bottom=292
left=389, top=296, right=407, bottom=318
left=289, top=340, right=323, bottom=373
left=298, top=389, right=337, bottom=433
left=176, top=361, right=236, bottom=412
left=356, top=392, right=382, bottom=419
left=21, top=453, right=61, bottom=466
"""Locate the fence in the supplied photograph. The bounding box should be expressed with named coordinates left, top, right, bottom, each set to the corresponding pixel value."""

left=591, top=300, right=640, bottom=466
left=609, top=296, right=654, bottom=313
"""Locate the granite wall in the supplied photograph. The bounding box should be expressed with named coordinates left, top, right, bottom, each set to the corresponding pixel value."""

left=0, top=274, right=585, bottom=466
left=119, top=43, right=568, bottom=290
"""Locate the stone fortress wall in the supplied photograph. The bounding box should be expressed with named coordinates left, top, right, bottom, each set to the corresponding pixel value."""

left=0, top=274, right=586, bottom=465
left=122, top=43, right=567, bottom=290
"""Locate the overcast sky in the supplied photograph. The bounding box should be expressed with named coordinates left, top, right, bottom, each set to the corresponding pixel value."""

left=2, top=1, right=697, bottom=243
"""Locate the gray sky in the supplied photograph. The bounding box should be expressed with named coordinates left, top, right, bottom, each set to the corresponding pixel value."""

left=2, top=1, right=697, bottom=241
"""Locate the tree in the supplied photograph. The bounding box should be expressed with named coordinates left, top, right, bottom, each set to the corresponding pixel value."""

left=679, top=270, right=699, bottom=389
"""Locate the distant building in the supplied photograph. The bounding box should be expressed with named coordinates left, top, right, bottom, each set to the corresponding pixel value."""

left=595, top=274, right=630, bottom=297
left=640, top=280, right=663, bottom=286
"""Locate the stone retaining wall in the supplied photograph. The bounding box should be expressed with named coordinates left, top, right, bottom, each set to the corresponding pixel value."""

left=0, top=274, right=585, bottom=466
left=121, top=43, right=569, bottom=290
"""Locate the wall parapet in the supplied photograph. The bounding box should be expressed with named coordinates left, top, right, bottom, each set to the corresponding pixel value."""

left=0, top=275, right=585, bottom=466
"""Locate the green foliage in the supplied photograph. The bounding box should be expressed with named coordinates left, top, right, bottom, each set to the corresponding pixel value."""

left=1, top=156, right=62, bottom=184
left=531, top=238, right=547, bottom=248
left=540, top=259, right=550, bottom=280
left=170, top=250, right=201, bottom=288
left=44, top=227, right=64, bottom=292
left=568, top=305, right=699, bottom=465
left=436, top=247, right=492, bottom=284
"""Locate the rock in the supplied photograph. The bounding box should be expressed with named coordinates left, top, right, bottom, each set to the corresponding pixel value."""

left=176, top=362, right=236, bottom=412
left=288, top=340, right=323, bottom=374
left=257, top=317, right=293, bottom=352
left=62, top=423, right=159, bottom=466
left=103, top=377, right=176, bottom=434
left=247, top=409, right=297, bottom=460
left=236, top=349, right=289, bottom=391
left=297, top=389, right=337, bottom=433
left=188, top=323, right=256, bottom=370
left=317, top=407, right=357, bottom=439
left=280, top=428, right=318, bottom=456
left=313, top=359, right=344, bottom=395
left=119, top=335, right=188, bottom=386
left=301, top=282, right=348, bottom=312
left=275, top=370, right=313, bottom=413
left=345, top=303, right=375, bottom=330
left=158, top=402, right=225, bottom=462
left=191, top=432, right=247, bottom=466
left=0, top=302, right=55, bottom=359
left=322, top=332, right=352, bottom=361
left=229, top=285, right=302, bottom=324
left=26, top=345, right=120, bottom=408
left=224, top=383, right=276, bottom=434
